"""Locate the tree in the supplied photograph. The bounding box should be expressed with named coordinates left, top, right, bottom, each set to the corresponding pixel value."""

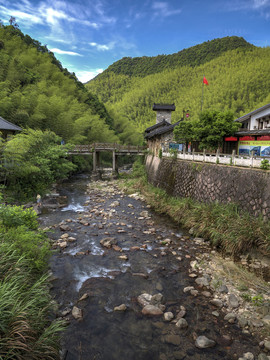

left=174, top=110, right=241, bottom=150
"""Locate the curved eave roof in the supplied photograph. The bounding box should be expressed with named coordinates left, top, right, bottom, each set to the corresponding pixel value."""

left=235, top=103, right=270, bottom=123
left=0, top=116, right=22, bottom=131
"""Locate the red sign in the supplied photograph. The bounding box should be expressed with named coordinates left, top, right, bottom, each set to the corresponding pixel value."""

left=257, top=136, right=270, bottom=141
left=239, top=136, right=255, bottom=141
left=225, top=136, right=238, bottom=141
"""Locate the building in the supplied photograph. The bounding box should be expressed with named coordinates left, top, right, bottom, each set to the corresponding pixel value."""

left=224, top=103, right=270, bottom=156
left=144, top=104, right=180, bottom=156
left=0, top=116, right=22, bottom=138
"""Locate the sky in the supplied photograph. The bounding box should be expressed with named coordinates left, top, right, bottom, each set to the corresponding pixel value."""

left=0, top=0, right=269, bottom=83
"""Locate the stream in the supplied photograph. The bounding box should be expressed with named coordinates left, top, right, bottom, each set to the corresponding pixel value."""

left=40, top=174, right=261, bottom=360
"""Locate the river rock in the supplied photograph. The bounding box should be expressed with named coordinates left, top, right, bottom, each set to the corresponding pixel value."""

left=195, top=277, right=210, bottom=287
left=224, top=313, right=237, bottom=323
left=142, top=305, right=163, bottom=316
left=195, top=335, right=216, bottom=349
left=59, top=241, right=67, bottom=249
left=237, top=315, right=248, bottom=328
left=175, top=318, right=188, bottom=329
left=210, top=299, right=223, bottom=308
left=100, top=237, right=117, bottom=248
left=78, top=293, right=89, bottom=301
left=164, top=334, right=181, bottom=346
left=110, top=201, right=120, bottom=207
left=258, top=354, right=269, bottom=360
left=242, top=352, right=254, bottom=360
left=114, top=304, right=127, bottom=311
left=183, top=286, right=194, bottom=293
left=176, top=306, right=186, bottom=320
left=201, top=291, right=212, bottom=298
left=228, top=294, right=239, bottom=308
left=138, top=293, right=152, bottom=307
left=164, top=312, right=174, bottom=321
left=72, top=306, right=83, bottom=320
left=150, top=293, right=163, bottom=306
left=119, top=255, right=128, bottom=260
left=139, top=210, right=149, bottom=218
left=67, top=237, right=76, bottom=242
left=264, top=340, right=270, bottom=351
left=60, top=224, right=71, bottom=231
left=218, top=284, right=229, bottom=293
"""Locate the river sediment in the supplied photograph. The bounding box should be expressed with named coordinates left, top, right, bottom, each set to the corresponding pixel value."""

left=40, top=175, right=270, bottom=360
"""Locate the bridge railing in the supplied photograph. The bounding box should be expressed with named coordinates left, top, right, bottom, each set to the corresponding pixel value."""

left=69, top=143, right=146, bottom=153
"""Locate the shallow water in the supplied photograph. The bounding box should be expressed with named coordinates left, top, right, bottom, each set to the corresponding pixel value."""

left=40, top=175, right=261, bottom=360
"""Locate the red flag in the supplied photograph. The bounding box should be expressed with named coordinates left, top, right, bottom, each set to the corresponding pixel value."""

left=203, top=76, right=209, bottom=85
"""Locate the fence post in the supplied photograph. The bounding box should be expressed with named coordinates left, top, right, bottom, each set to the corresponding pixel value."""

left=232, top=150, right=236, bottom=166
left=250, top=150, right=254, bottom=168
left=192, top=148, right=195, bottom=161
left=203, top=149, right=206, bottom=162
left=216, top=149, right=220, bottom=164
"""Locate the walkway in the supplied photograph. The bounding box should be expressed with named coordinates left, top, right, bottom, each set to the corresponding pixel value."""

left=68, top=143, right=146, bottom=172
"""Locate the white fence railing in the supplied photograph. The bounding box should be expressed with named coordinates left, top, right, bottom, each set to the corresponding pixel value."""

left=162, top=149, right=268, bottom=169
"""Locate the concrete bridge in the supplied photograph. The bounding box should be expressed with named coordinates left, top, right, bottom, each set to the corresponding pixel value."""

left=68, top=143, right=146, bottom=172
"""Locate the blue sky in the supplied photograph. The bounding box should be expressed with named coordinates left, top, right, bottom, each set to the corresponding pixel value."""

left=0, top=0, right=269, bottom=83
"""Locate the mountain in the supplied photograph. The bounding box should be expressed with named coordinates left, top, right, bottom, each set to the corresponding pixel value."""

left=0, top=24, right=118, bottom=144
left=86, top=37, right=270, bottom=134
left=91, top=36, right=254, bottom=79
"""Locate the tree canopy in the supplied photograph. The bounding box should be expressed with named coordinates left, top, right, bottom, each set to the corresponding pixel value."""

left=174, top=110, right=241, bottom=150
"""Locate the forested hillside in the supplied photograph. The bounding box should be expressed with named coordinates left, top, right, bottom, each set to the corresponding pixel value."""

left=92, top=36, right=254, bottom=78
left=87, top=37, right=270, bottom=133
left=0, top=24, right=121, bottom=144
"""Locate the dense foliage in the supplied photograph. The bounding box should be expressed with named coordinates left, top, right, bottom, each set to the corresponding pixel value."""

left=92, top=36, right=253, bottom=78
left=0, top=24, right=118, bottom=144
left=0, top=129, right=76, bottom=199
left=174, top=110, right=241, bottom=150
left=87, top=37, right=270, bottom=134
left=0, top=203, right=64, bottom=358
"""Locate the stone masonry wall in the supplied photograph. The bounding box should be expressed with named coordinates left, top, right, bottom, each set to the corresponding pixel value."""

left=145, top=155, right=270, bottom=219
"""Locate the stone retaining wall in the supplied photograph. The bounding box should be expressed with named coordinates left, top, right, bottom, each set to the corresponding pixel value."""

left=145, top=155, right=270, bottom=219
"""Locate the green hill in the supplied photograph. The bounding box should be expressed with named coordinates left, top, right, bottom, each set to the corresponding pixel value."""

left=91, top=36, right=254, bottom=79
left=86, top=37, right=270, bottom=134
left=0, top=24, right=119, bottom=144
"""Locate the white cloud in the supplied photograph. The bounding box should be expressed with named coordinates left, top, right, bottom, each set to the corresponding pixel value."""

left=89, top=41, right=116, bottom=51
left=49, top=47, right=83, bottom=56
left=152, top=2, right=182, bottom=17
left=75, top=69, right=104, bottom=83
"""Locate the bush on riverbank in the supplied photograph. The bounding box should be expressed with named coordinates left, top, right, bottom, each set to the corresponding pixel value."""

left=1, top=129, right=76, bottom=201
left=124, top=164, right=270, bottom=258
left=0, top=202, right=64, bottom=358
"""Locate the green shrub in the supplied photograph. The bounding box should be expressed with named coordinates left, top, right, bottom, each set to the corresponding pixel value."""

left=0, top=204, right=38, bottom=229
left=1, top=225, right=51, bottom=272
left=158, top=148, right=162, bottom=159
left=260, top=159, right=270, bottom=170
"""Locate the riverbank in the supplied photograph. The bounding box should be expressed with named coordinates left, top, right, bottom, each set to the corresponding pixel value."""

left=121, top=172, right=270, bottom=279
left=119, top=175, right=270, bottom=334
left=0, top=203, right=64, bottom=359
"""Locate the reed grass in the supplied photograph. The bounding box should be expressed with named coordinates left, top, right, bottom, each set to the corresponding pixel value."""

left=123, top=173, right=270, bottom=258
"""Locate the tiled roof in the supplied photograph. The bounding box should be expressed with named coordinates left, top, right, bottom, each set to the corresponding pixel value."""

left=145, top=119, right=170, bottom=133
left=235, top=103, right=270, bottom=123
left=145, top=121, right=180, bottom=139
left=153, top=103, right=176, bottom=111
left=0, top=116, right=22, bottom=131
left=235, top=129, right=270, bottom=136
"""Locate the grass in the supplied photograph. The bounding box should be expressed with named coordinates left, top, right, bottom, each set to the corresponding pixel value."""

left=121, top=161, right=270, bottom=259
left=0, top=202, right=65, bottom=359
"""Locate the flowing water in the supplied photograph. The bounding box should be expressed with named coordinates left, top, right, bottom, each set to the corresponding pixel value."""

left=40, top=175, right=261, bottom=360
